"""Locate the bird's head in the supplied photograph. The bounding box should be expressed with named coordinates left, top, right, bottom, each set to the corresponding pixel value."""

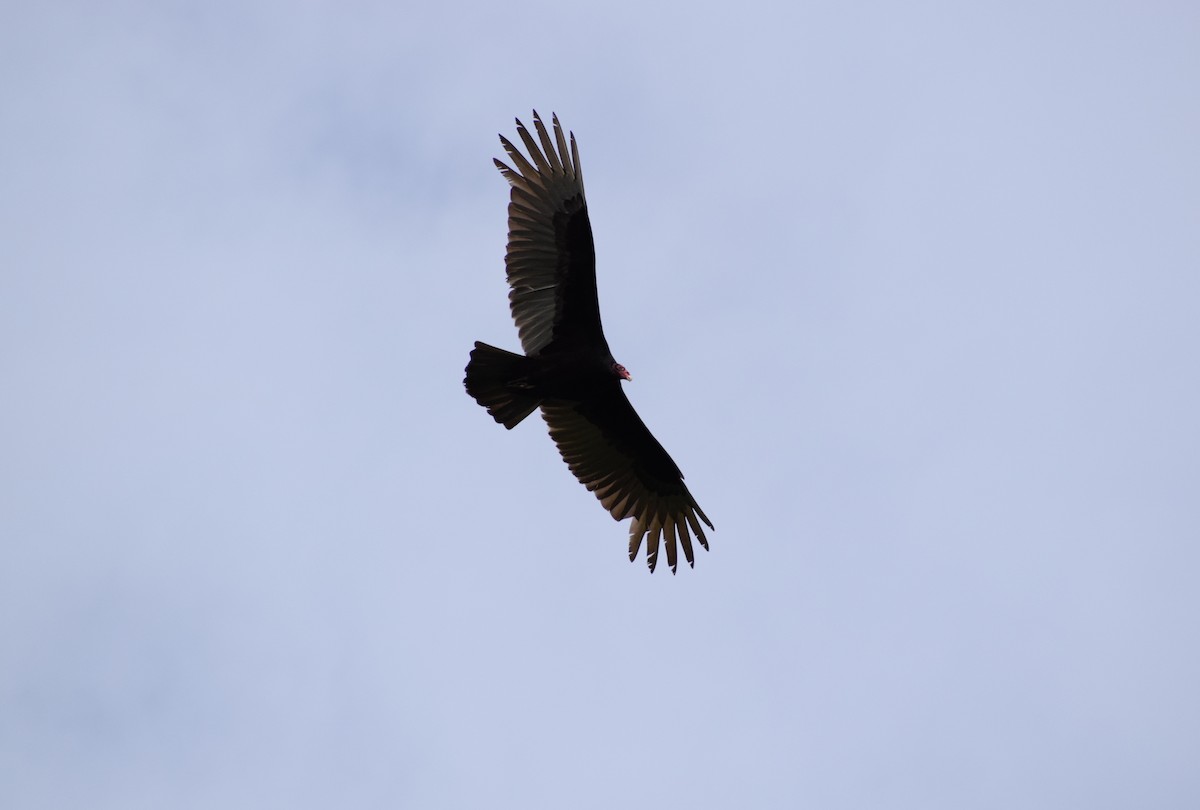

left=612, top=362, right=632, bottom=382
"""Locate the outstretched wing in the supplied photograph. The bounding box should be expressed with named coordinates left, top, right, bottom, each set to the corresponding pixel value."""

left=541, top=389, right=713, bottom=573
left=494, top=112, right=608, bottom=356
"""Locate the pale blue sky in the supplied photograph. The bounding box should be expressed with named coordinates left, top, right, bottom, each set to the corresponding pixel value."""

left=2, top=2, right=1198, bottom=807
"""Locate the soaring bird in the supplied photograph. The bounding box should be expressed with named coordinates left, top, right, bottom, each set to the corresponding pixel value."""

left=464, top=112, right=712, bottom=573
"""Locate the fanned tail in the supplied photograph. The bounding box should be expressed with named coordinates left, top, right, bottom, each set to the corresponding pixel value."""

left=463, top=342, right=541, bottom=429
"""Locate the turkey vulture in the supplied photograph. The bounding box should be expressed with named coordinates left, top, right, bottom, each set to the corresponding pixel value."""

left=463, top=112, right=713, bottom=573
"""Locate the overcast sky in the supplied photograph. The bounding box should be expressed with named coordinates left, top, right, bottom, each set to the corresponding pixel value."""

left=2, top=2, right=1198, bottom=808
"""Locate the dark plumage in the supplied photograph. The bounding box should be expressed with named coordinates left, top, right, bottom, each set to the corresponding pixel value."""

left=464, top=112, right=712, bottom=573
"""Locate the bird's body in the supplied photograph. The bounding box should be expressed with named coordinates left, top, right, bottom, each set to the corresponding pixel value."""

left=464, top=112, right=712, bottom=573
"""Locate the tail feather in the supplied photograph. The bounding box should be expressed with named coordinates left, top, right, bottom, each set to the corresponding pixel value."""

left=464, top=341, right=541, bottom=429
